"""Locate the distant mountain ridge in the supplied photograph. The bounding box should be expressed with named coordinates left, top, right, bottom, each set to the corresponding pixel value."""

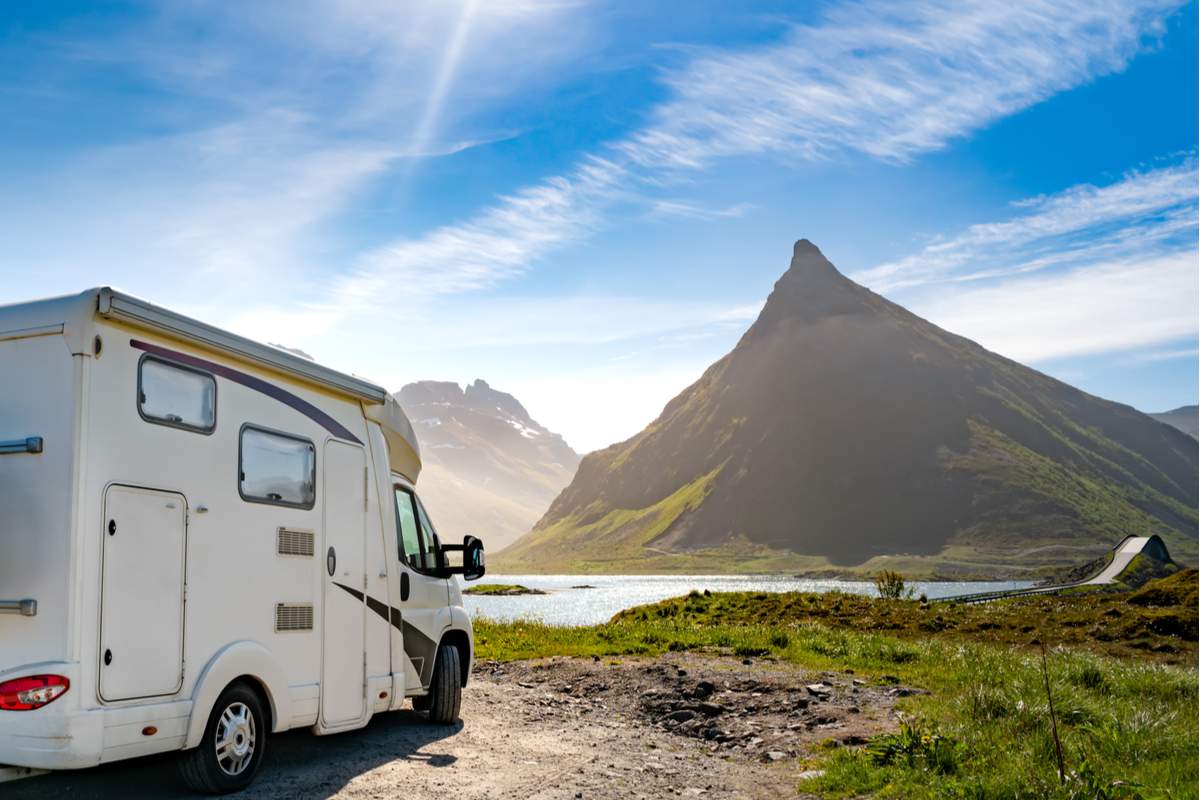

left=1150, top=406, right=1198, bottom=439
left=496, top=240, right=1198, bottom=577
left=400, top=379, right=580, bottom=552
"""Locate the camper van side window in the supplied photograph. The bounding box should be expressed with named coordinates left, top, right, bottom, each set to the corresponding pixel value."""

left=394, top=488, right=426, bottom=569
left=137, top=355, right=217, bottom=433
left=238, top=425, right=316, bottom=508
left=414, top=496, right=443, bottom=570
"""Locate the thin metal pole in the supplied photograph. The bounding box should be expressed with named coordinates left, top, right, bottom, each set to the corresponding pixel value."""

left=1040, top=641, right=1066, bottom=784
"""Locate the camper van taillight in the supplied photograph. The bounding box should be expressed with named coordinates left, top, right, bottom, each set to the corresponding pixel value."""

left=0, top=674, right=70, bottom=711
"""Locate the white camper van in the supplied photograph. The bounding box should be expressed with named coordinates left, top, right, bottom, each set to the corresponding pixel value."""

left=0, top=288, right=485, bottom=793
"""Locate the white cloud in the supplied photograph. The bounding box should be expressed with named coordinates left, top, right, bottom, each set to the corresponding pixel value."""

left=622, top=0, right=1181, bottom=169
left=340, top=156, right=627, bottom=301
left=336, top=0, right=1183, bottom=308
left=648, top=200, right=756, bottom=221
left=856, top=160, right=1198, bottom=292
left=0, top=0, right=600, bottom=304
left=913, top=251, right=1199, bottom=363
left=1115, top=346, right=1199, bottom=365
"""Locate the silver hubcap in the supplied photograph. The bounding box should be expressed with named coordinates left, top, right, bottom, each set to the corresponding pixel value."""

left=215, top=701, right=256, bottom=777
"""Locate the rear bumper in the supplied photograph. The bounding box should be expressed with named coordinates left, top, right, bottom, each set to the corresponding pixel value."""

left=0, top=705, right=104, bottom=770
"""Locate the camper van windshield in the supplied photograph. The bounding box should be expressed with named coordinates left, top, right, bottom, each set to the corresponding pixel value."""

left=239, top=426, right=315, bottom=507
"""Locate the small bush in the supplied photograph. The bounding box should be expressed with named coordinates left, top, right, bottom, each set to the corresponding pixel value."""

left=734, top=645, right=770, bottom=657
left=875, top=570, right=913, bottom=600
left=1060, top=758, right=1147, bottom=800
left=965, top=683, right=1010, bottom=721
left=1071, top=664, right=1107, bottom=691
left=770, top=632, right=790, bottom=649
left=866, top=720, right=958, bottom=775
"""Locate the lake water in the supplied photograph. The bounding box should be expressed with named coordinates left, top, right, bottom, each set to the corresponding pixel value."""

left=460, top=574, right=1035, bottom=627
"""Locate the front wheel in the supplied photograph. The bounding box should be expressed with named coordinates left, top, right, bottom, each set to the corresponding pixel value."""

left=425, top=643, right=462, bottom=724
left=178, top=682, right=268, bottom=794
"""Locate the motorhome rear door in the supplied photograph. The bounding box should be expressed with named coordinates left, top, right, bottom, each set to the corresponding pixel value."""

left=99, top=485, right=187, bottom=701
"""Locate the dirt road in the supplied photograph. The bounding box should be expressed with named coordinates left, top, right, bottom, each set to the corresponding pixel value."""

left=6, top=654, right=907, bottom=799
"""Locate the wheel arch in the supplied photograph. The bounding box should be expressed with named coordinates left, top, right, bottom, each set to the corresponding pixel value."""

left=440, top=628, right=472, bottom=688
left=184, top=640, right=291, bottom=749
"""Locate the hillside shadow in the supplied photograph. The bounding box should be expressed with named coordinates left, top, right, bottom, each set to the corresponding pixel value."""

left=3, top=709, right=463, bottom=799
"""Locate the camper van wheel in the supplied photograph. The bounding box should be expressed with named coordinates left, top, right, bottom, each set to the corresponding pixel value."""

left=178, top=682, right=268, bottom=794
left=425, top=643, right=463, bottom=725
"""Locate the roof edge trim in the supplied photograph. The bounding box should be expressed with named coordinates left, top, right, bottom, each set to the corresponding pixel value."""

left=97, top=287, right=387, bottom=403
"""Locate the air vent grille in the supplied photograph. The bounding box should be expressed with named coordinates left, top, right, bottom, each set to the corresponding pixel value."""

left=274, top=603, right=313, bottom=632
left=277, top=527, right=314, bottom=557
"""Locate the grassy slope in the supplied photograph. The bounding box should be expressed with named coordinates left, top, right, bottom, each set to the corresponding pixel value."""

left=495, top=467, right=826, bottom=574
left=474, top=572, right=1198, bottom=799
left=497, top=252, right=1197, bottom=578
left=494, top=414, right=1197, bottom=577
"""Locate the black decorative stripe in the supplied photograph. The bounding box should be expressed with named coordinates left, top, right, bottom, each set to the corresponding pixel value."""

left=334, top=582, right=400, bottom=630
left=130, top=339, right=362, bottom=444
left=332, top=582, right=439, bottom=687
left=401, top=619, right=439, bottom=686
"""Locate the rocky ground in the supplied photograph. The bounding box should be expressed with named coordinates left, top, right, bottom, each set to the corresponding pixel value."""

left=6, top=654, right=911, bottom=799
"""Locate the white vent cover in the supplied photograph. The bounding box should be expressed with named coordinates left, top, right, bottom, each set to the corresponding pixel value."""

left=274, top=603, right=313, bottom=632
left=277, top=527, right=314, bottom=557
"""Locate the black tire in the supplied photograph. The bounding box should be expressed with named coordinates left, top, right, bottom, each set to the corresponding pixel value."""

left=425, top=643, right=462, bottom=725
left=178, top=682, right=268, bottom=794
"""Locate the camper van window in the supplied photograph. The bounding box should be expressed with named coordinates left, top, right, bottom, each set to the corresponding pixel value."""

left=394, top=488, right=426, bottom=569
left=238, top=425, right=316, bottom=508
left=394, top=487, right=444, bottom=572
left=414, top=496, right=443, bottom=569
left=138, top=355, right=216, bottom=433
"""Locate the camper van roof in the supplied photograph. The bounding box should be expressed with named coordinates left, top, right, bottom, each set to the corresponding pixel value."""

left=91, top=287, right=389, bottom=404
left=0, top=287, right=423, bottom=481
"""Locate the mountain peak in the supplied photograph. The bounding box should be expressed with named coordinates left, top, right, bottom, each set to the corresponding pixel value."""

left=784, top=237, right=844, bottom=280
left=503, top=238, right=1198, bottom=575
left=741, top=239, right=870, bottom=341
left=792, top=237, right=822, bottom=258
left=465, top=378, right=532, bottom=422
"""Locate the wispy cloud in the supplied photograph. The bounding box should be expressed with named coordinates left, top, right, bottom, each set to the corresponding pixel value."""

left=859, top=156, right=1199, bottom=364
left=341, top=156, right=627, bottom=301
left=337, top=0, right=1182, bottom=305
left=0, top=0, right=598, bottom=305
left=622, top=0, right=1181, bottom=169
left=855, top=160, right=1198, bottom=292
left=913, top=251, right=1198, bottom=363
left=648, top=200, right=756, bottom=221
left=1116, top=346, right=1200, bottom=365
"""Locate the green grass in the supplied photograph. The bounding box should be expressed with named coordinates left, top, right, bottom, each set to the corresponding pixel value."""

left=462, top=583, right=544, bottom=596
left=474, top=576, right=1198, bottom=799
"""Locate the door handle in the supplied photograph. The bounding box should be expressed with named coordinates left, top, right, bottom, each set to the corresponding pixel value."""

left=326, top=546, right=336, bottom=577
left=400, top=572, right=410, bottom=602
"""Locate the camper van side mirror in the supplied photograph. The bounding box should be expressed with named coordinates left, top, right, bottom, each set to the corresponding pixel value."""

left=461, top=535, right=485, bottom=581
left=438, top=535, right=485, bottom=581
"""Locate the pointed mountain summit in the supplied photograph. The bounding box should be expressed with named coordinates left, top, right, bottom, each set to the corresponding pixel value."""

left=496, top=241, right=1198, bottom=576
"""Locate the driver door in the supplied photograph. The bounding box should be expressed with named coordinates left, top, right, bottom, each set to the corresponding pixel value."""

left=393, top=485, right=448, bottom=691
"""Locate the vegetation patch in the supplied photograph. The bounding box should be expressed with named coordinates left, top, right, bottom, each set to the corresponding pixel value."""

left=462, top=583, right=546, bottom=596
left=474, top=571, right=1197, bottom=799
left=608, top=572, right=1197, bottom=664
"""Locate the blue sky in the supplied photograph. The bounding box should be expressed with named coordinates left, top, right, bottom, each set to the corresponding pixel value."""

left=1, top=1, right=1196, bottom=451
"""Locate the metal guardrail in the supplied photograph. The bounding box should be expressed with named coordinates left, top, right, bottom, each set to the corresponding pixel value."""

left=935, top=534, right=1149, bottom=605
left=935, top=586, right=1063, bottom=605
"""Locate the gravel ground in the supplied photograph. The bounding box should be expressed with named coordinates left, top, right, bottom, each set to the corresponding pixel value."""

left=5, top=654, right=911, bottom=799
